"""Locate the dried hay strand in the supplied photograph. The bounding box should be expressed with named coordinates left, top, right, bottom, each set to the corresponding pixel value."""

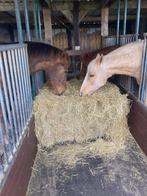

left=34, top=80, right=130, bottom=155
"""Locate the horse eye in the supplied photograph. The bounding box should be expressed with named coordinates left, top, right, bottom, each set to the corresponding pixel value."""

left=89, top=74, right=94, bottom=78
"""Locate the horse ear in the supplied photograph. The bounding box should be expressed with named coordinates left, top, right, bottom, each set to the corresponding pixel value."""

left=96, top=53, right=103, bottom=64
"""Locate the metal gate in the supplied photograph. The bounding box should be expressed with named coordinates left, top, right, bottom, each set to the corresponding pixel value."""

left=0, top=44, right=32, bottom=185
left=119, top=34, right=136, bottom=46
left=139, top=34, right=147, bottom=106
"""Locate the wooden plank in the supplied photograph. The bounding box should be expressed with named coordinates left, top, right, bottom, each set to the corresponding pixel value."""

left=73, top=1, right=80, bottom=48
left=0, top=116, right=37, bottom=196
left=128, top=95, right=147, bottom=156
left=27, top=135, right=147, bottom=196
left=101, top=7, right=109, bottom=36
left=0, top=0, right=33, bottom=11
left=43, top=7, right=53, bottom=44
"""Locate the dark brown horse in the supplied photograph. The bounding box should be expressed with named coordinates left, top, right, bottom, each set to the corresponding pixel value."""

left=78, top=45, right=119, bottom=80
left=27, top=42, right=70, bottom=95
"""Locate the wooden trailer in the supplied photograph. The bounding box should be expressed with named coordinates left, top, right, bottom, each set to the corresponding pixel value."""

left=0, top=0, right=147, bottom=196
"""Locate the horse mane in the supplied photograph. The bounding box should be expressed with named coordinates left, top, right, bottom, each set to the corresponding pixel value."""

left=26, top=41, right=69, bottom=67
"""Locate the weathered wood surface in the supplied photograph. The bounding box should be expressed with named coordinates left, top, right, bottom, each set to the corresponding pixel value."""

left=27, top=136, right=147, bottom=196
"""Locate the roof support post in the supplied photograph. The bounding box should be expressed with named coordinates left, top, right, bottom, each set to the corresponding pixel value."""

left=135, top=0, right=141, bottom=40
left=14, top=0, right=23, bottom=43
left=73, top=1, right=80, bottom=49
left=43, top=6, right=52, bottom=44
left=33, top=0, right=39, bottom=40
left=36, top=0, right=42, bottom=41
left=123, top=0, right=127, bottom=35
left=24, top=0, right=31, bottom=41
left=116, top=0, right=120, bottom=44
left=101, top=7, right=109, bottom=37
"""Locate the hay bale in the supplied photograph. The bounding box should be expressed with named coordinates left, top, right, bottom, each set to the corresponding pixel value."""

left=34, top=80, right=130, bottom=153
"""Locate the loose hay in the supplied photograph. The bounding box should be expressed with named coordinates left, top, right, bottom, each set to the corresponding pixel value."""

left=32, top=80, right=131, bottom=168
left=34, top=80, right=130, bottom=149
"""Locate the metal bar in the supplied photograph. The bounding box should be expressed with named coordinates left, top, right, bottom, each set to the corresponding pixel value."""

left=14, top=0, right=23, bottom=43
left=35, top=73, right=38, bottom=94
left=8, top=50, right=21, bottom=139
left=116, top=0, right=120, bottom=44
left=36, top=0, right=42, bottom=40
left=11, top=49, right=23, bottom=134
left=14, top=49, right=25, bottom=130
left=2, top=51, right=18, bottom=147
left=17, top=49, right=27, bottom=127
left=33, top=0, right=39, bottom=40
left=0, top=44, right=26, bottom=52
left=24, top=0, right=31, bottom=41
left=0, top=113, right=9, bottom=165
left=139, top=37, right=147, bottom=104
left=0, top=53, right=13, bottom=157
left=20, top=47, right=29, bottom=119
left=31, top=75, right=36, bottom=98
left=123, top=0, right=127, bottom=35
left=135, top=0, right=141, bottom=40
left=24, top=47, right=33, bottom=116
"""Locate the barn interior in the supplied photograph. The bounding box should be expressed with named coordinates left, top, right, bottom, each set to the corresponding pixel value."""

left=0, top=0, right=147, bottom=196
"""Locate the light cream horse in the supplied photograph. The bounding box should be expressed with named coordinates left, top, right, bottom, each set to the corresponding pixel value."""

left=80, top=41, right=144, bottom=96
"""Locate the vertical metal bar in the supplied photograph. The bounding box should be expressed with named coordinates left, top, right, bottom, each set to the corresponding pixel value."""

left=33, top=0, right=39, bottom=40
left=135, top=0, right=141, bottom=40
left=2, top=51, right=18, bottom=147
left=11, top=49, right=23, bottom=132
left=20, top=48, right=28, bottom=119
left=14, top=0, right=23, bottom=43
left=116, top=0, right=120, bottom=44
left=0, top=53, right=13, bottom=157
left=123, top=0, right=127, bottom=35
left=17, top=49, right=27, bottom=126
left=24, top=46, right=33, bottom=116
left=138, top=36, right=147, bottom=105
left=21, top=48, right=29, bottom=119
left=36, top=73, right=38, bottom=94
left=14, top=49, right=25, bottom=130
left=0, top=116, right=9, bottom=165
left=36, top=0, right=42, bottom=40
left=31, top=75, right=36, bottom=98
left=24, top=0, right=31, bottom=41
left=22, top=47, right=29, bottom=118
left=8, top=50, right=21, bottom=140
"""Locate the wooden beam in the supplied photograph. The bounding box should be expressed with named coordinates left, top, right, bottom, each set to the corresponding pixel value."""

left=73, top=1, right=80, bottom=48
left=101, top=0, right=114, bottom=7
left=60, top=10, right=73, bottom=24
left=0, top=0, right=33, bottom=11
left=43, top=6, right=52, bottom=44
left=101, top=7, right=109, bottom=36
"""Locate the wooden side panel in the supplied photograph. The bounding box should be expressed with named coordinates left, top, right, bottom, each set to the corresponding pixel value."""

left=0, top=116, right=37, bottom=196
left=101, top=7, right=109, bottom=37
left=128, top=96, right=147, bottom=156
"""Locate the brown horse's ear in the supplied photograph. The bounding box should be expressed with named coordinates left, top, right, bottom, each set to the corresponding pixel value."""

left=96, top=53, right=103, bottom=64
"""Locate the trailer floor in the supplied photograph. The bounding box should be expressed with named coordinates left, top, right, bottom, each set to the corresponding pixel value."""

left=27, top=136, right=147, bottom=196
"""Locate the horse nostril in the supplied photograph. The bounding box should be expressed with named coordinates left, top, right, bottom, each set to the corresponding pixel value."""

left=80, top=92, right=83, bottom=97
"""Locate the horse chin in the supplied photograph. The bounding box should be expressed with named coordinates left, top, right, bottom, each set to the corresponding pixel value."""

left=87, top=86, right=100, bottom=96
left=87, top=89, right=96, bottom=96
left=52, top=86, right=66, bottom=96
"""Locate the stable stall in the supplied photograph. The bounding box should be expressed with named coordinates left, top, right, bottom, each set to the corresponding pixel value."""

left=0, top=0, right=147, bottom=196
